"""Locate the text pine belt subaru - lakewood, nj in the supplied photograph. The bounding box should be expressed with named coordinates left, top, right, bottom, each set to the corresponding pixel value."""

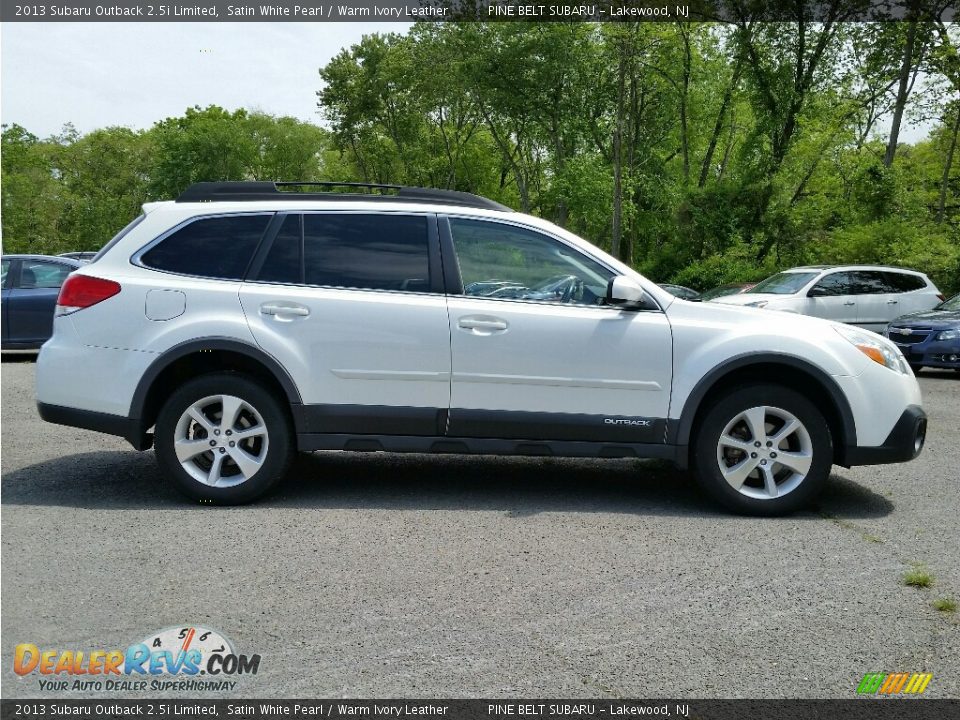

left=35, top=182, right=927, bottom=515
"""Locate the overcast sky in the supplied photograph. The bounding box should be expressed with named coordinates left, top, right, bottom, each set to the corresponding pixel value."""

left=0, top=23, right=411, bottom=137
left=0, top=22, right=934, bottom=142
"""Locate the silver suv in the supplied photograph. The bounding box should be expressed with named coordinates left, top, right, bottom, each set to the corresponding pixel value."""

left=711, top=265, right=943, bottom=332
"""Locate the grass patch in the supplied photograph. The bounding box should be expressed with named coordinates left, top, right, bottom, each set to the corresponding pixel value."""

left=903, top=565, right=935, bottom=588
left=932, top=597, right=956, bottom=613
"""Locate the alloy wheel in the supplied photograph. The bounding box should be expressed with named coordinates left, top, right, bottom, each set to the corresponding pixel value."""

left=715, top=405, right=813, bottom=500
left=173, top=394, right=269, bottom=487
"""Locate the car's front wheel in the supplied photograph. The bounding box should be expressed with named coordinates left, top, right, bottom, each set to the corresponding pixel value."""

left=691, top=384, right=833, bottom=516
left=154, top=373, right=294, bottom=504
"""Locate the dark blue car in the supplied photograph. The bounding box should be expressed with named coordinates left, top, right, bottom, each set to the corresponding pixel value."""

left=886, top=292, right=960, bottom=372
left=1, top=255, right=83, bottom=350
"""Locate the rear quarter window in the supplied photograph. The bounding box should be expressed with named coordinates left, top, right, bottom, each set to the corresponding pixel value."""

left=140, top=214, right=271, bottom=280
left=883, top=272, right=926, bottom=292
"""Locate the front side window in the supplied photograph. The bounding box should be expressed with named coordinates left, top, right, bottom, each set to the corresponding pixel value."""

left=20, top=260, right=73, bottom=289
left=140, top=214, right=271, bottom=280
left=1, top=259, right=10, bottom=288
left=256, top=213, right=431, bottom=293
left=450, top=218, right=613, bottom=306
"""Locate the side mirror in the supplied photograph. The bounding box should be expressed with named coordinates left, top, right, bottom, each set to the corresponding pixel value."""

left=807, top=286, right=828, bottom=298
left=607, top=276, right=654, bottom=309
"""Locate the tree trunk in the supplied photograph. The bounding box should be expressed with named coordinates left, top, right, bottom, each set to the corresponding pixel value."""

left=884, top=20, right=918, bottom=167
left=612, top=53, right=627, bottom=261
left=937, top=102, right=960, bottom=223
left=699, top=57, right=742, bottom=187
left=679, top=23, right=692, bottom=185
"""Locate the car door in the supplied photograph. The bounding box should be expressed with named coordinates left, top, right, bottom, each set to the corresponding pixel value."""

left=443, top=216, right=672, bottom=444
left=1, top=258, right=15, bottom=347
left=883, top=270, right=933, bottom=317
left=6, top=259, right=75, bottom=346
left=849, top=270, right=898, bottom=331
left=240, top=211, right=452, bottom=436
left=806, top=271, right=858, bottom=324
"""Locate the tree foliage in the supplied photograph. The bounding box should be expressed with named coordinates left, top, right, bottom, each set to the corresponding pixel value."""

left=2, top=22, right=958, bottom=293
left=2, top=108, right=328, bottom=253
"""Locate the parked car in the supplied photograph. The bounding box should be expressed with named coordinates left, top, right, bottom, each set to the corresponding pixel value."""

left=36, top=182, right=926, bottom=515
left=1, top=255, right=84, bottom=350
left=58, top=251, right=97, bottom=262
left=659, top=283, right=701, bottom=301
left=711, top=265, right=943, bottom=332
left=699, top=282, right=757, bottom=302
left=886, top=292, right=960, bottom=372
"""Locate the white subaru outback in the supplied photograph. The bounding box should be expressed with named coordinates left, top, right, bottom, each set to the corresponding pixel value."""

left=36, top=182, right=927, bottom=515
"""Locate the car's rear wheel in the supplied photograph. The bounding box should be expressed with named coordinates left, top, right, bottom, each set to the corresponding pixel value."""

left=154, top=373, right=294, bottom=504
left=692, top=384, right=833, bottom=516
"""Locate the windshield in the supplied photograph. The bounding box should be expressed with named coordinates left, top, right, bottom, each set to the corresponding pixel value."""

left=700, top=284, right=743, bottom=301
left=939, top=293, right=960, bottom=311
left=749, top=272, right=818, bottom=295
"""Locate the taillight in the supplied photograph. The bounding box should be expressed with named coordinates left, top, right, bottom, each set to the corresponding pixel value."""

left=56, top=275, right=121, bottom=315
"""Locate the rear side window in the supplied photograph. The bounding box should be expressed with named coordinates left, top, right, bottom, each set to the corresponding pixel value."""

left=256, top=213, right=431, bottom=293
left=259, top=215, right=302, bottom=284
left=849, top=271, right=895, bottom=294
left=882, top=272, right=926, bottom=292
left=20, top=260, right=74, bottom=289
left=811, top=272, right=852, bottom=296
left=140, top=214, right=271, bottom=280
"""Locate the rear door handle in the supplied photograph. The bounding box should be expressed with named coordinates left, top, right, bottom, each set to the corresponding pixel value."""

left=843, top=301, right=856, bottom=306
left=887, top=300, right=899, bottom=304
left=260, top=302, right=310, bottom=318
left=458, top=316, right=508, bottom=333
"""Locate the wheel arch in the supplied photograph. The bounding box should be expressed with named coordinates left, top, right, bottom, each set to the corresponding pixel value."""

left=128, top=338, right=301, bottom=449
left=671, top=353, right=857, bottom=467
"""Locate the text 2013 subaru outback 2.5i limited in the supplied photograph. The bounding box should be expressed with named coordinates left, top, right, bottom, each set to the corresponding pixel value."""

left=36, top=182, right=927, bottom=515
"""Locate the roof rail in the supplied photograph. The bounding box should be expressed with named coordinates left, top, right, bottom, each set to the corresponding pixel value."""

left=175, top=181, right=511, bottom=211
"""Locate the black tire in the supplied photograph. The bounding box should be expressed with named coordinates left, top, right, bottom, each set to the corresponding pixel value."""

left=691, top=383, right=833, bottom=516
left=910, top=364, right=923, bottom=374
left=154, top=372, right=294, bottom=504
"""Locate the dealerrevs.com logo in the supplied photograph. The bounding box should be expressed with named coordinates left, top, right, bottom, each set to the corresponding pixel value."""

left=856, top=672, right=933, bottom=696
left=13, top=625, right=260, bottom=692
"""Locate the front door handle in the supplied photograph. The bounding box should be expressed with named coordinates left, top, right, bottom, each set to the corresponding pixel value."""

left=887, top=299, right=899, bottom=304
left=261, top=302, right=310, bottom=318
left=843, top=301, right=856, bottom=306
left=458, top=316, right=508, bottom=334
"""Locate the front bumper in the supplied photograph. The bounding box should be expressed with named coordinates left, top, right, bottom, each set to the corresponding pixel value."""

left=844, top=405, right=927, bottom=466
left=887, top=330, right=960, bottom=369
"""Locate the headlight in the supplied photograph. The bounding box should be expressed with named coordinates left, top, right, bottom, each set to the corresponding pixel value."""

left=745, top=300, right=769, bottom=308
left=936, top=329, right=959, bottom=341
left=834, top=325, right=910, bottom=374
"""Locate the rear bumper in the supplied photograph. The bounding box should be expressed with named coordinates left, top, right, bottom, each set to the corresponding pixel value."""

left=843, top=405, right=926, bottom=466
left=37, top=402, right=152, bottom=450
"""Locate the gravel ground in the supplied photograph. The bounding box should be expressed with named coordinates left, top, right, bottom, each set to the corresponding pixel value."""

left=1, top=355, right=958, bottom=699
